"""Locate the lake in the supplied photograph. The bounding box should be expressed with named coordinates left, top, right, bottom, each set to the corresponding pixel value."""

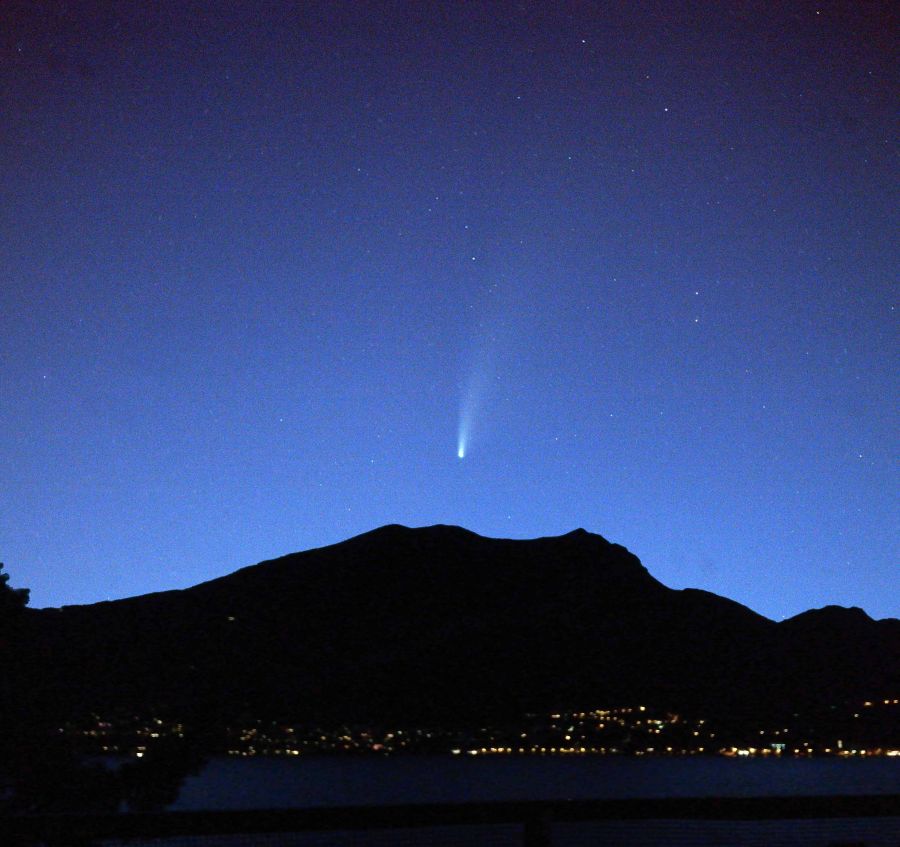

left=172, top=755, right=900, bottom=810
left=154, top=756, right=900, bottom=847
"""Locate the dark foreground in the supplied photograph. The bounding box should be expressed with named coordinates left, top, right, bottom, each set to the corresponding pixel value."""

left=5, top=794, right=900, bottom=847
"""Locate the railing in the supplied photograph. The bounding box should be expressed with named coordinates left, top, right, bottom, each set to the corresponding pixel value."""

left=4, top=794, right=900, bottom=846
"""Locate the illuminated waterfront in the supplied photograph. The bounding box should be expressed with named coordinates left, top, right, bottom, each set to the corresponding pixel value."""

left=65, top=698, right=900, bottom=760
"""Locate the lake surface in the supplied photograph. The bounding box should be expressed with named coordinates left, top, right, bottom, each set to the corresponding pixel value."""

left=172, top=755, right=900, bottom=810
left=149, top=758, right=900, bottom=846
left=75, top=758, right=898, bottom=846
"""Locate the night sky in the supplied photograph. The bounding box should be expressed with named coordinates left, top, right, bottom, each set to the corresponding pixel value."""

left=2, top=1, right=896, bottom=620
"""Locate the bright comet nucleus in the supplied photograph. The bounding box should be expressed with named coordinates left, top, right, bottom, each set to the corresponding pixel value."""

left=457, top=445, right=465, bottom=459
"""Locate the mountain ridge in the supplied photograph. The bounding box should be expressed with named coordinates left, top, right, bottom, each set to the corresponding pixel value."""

left=37, top=524, right=893, bottom=622
left=5, top=524, right=898, bottom=727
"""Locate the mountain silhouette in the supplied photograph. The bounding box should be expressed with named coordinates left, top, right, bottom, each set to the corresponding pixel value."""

left=5, top=525, right=898, bottom=726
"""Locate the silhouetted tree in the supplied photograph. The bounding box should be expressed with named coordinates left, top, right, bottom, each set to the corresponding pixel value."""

left=0, top=565, right=114, bottom=843
left=120, top=735, right=208, bottom=812
left=0, top=561, right=31, bottom=719
left=0, top=562, right=29, bottom=613
left=0, top=564, right=204, bottom=843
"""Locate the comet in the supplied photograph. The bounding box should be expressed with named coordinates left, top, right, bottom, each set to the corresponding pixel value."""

left=456, top=283, right=517, bottom=460
left=457, top=359, right=488, bottom=460
left=456, top=405, right=472, bottom=459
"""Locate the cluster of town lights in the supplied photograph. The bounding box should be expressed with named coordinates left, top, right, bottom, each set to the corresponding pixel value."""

left=61, top=698, right=898, bottom=759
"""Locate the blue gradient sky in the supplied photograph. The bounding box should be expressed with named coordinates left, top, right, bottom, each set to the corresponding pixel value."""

left=2, top=1, right=896, bottom=619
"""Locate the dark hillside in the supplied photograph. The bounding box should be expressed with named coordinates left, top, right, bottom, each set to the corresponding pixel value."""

left=6, top=526, right=897, bottom=727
